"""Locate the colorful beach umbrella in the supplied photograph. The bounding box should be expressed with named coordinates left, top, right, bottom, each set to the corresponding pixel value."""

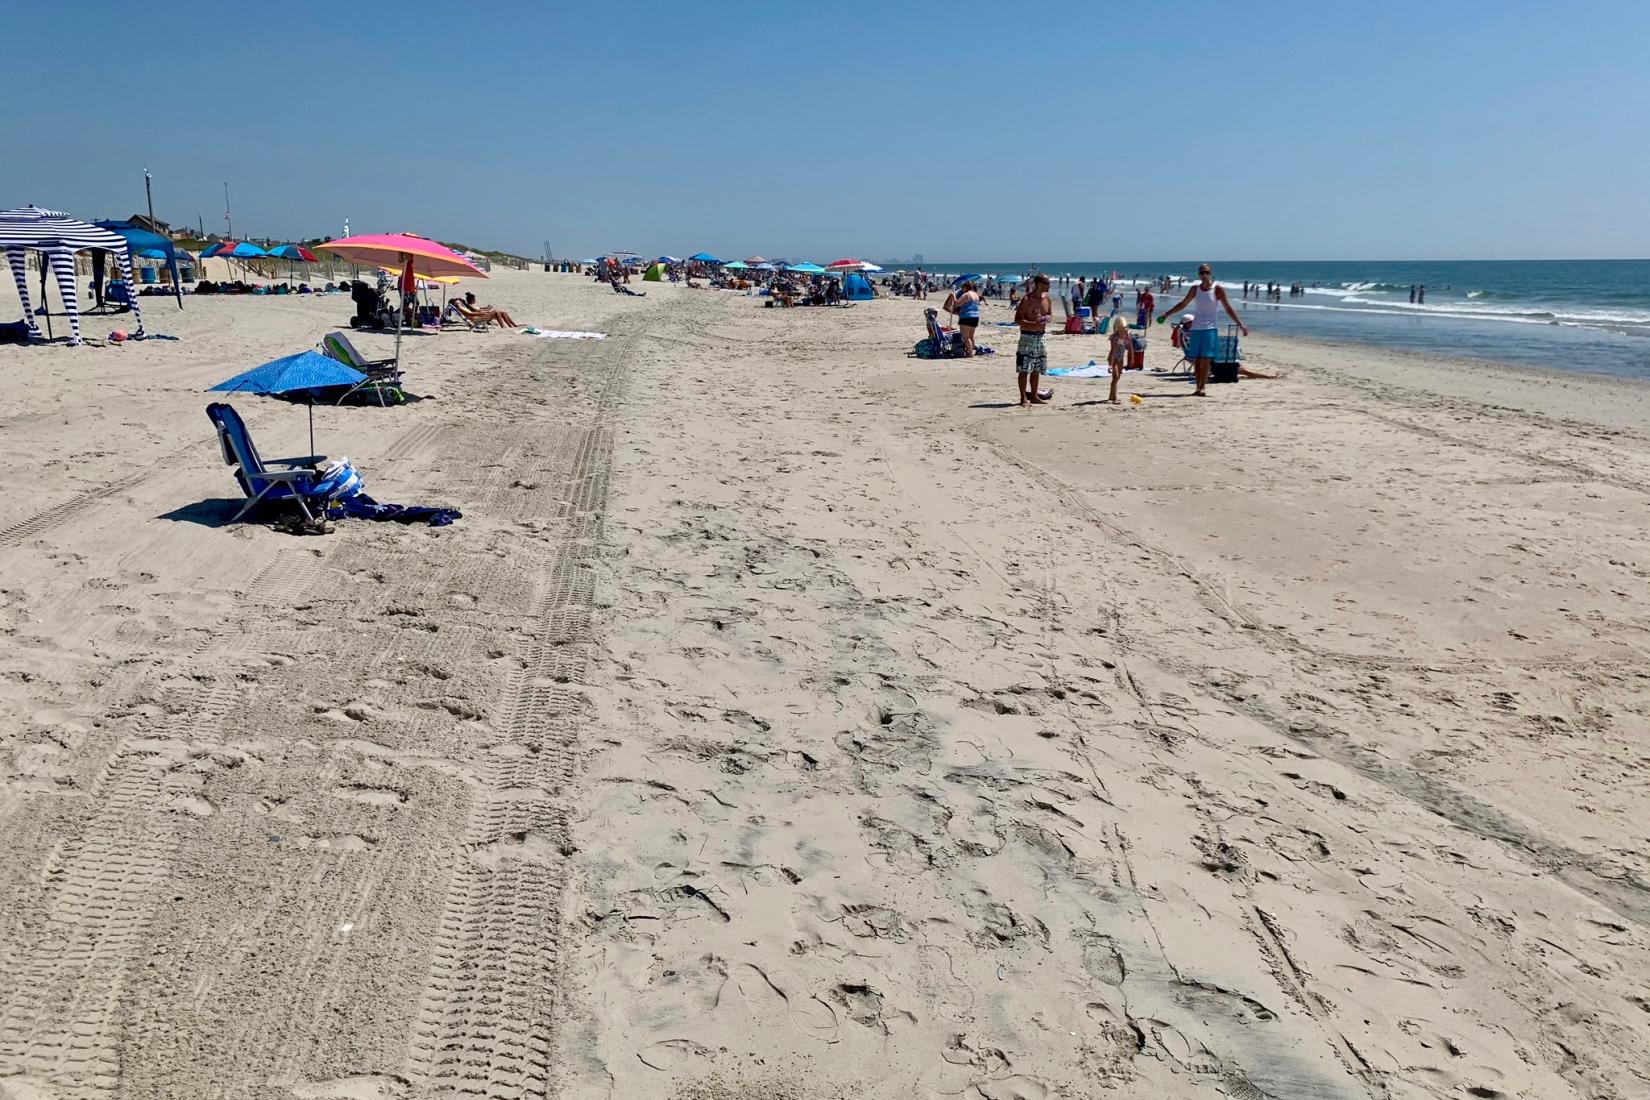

left=316, top=232, right=487, bottom=366
left=724, top=260, right=748, bottom=270
left=825, top=258, right=865, bottom=270
left=268, top=244, right=318, bottom=262
left=316, top=233, right=486, bottom=281
left=688, top=251, right=721, bottom=263
left=787, top=262, right=826, bottom=273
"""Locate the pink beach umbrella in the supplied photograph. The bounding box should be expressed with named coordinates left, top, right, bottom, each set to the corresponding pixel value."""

left=317, top=232, right=488, bottom=362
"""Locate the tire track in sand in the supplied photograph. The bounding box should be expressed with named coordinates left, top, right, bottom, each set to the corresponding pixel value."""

left=402, top=332, right=629, bottom=1099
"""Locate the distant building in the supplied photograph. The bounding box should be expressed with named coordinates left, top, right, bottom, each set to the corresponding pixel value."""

left=913, top=253, right=924, bottom=266
left=128, top=213, right=171, bottom=236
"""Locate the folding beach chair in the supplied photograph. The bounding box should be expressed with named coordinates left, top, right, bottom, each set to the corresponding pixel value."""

left=443, top=299, right=490, bottom=331
left=1171, top=321, right=1195, bottom=373
left=206, top=402, right=330, bottom=522
left=320, top=331, right=405, bottom=405
left=916, top=308, right=966, bottom=359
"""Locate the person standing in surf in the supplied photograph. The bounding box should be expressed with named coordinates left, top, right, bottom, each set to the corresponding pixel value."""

left=1158, top=264, right=1249, bottom=397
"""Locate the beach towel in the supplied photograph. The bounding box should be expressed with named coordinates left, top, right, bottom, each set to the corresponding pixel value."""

left=335, top=494, right=462, bottom=527
left=522, top=328, right=607, bottom=340
left=1046, top=360, right=1112, bottom=379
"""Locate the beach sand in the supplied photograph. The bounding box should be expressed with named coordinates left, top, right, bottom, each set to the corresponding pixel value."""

left=1, top=271, right=1647, bottom=1099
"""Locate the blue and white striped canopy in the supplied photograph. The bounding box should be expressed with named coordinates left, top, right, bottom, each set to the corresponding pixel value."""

left=0, top=206, right=128, bottom=253
left=2, top=206, right=145, bottom=344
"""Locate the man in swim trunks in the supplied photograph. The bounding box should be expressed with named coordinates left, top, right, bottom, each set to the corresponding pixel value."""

left=1014, top=274, right=1052, bottom=407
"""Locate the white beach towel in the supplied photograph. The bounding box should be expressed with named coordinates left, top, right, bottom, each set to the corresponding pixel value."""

left=521, top=328, right=607, bottom=340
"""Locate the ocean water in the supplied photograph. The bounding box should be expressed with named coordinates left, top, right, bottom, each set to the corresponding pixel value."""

left=912, top=260, right=1650, bottom=380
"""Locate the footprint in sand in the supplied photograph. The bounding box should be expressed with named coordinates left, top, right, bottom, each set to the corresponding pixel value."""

left=292, top=1075, right=410, bottom=1100
left=333, top=783, right=409, bottom=807
left=731, top=962, right=839, bottom=1042
left=635, top=1038, right=712, bottom=1071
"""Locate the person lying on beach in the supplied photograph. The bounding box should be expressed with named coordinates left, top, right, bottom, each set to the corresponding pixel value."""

left=454, top=292, right=520, bottom=328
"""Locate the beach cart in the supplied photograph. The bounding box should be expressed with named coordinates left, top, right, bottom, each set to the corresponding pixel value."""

left=1211, top=325, right=1242, bottom=383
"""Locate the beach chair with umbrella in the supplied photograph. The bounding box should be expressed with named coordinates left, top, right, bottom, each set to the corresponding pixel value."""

left=205, top=350, right=372, bottom=524
left=316, top=232, right=487, bottom=366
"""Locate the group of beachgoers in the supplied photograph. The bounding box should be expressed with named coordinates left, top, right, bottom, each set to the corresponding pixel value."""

left=945, top=265, right=1267, bottom=407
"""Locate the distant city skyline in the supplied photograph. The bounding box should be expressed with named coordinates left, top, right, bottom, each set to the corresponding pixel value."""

left=3, top=1, right=1646, bottom=263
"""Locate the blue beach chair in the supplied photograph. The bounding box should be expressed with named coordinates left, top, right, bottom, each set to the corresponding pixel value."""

left=206, top=402, right=330, bottom=522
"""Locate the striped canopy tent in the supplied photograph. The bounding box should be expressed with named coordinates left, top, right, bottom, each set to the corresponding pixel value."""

left=1, top=206, right=145, bottom=344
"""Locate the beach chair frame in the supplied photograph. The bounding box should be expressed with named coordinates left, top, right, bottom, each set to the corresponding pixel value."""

left=206, top=402, right=328, bottom=523
left=320, top=331, right=406, bottom=406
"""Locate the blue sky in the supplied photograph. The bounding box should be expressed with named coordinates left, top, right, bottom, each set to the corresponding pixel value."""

left=4, top=1, right=1646, bottom=262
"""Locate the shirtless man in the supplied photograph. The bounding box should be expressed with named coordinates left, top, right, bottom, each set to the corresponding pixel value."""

left=1158, top=264, right=1248, bottom=396
left=1013, top=274, right=1052, bottom=407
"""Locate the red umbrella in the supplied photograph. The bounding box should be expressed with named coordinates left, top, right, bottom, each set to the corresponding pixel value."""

left=825, top=258, right=866, bottom=270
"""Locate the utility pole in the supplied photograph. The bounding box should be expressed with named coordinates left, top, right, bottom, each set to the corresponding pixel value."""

left=224, top=181, right=233, bottom=239
left=143, top=167, right=157, bottom=232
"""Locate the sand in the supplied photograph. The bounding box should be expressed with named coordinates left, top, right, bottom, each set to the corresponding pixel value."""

left=1, top=271, right=1647, bottom=1100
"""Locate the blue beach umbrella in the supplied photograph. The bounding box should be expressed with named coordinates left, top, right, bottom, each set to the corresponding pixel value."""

left=688, top=251, right=722, bottom=264
left=657, top=255, right=681, bottom=264
left=786, top=262, right=825, bottom=273
left=209, top=350, right=367, bottom=457
left=951, top=273, right=984, bottom=285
